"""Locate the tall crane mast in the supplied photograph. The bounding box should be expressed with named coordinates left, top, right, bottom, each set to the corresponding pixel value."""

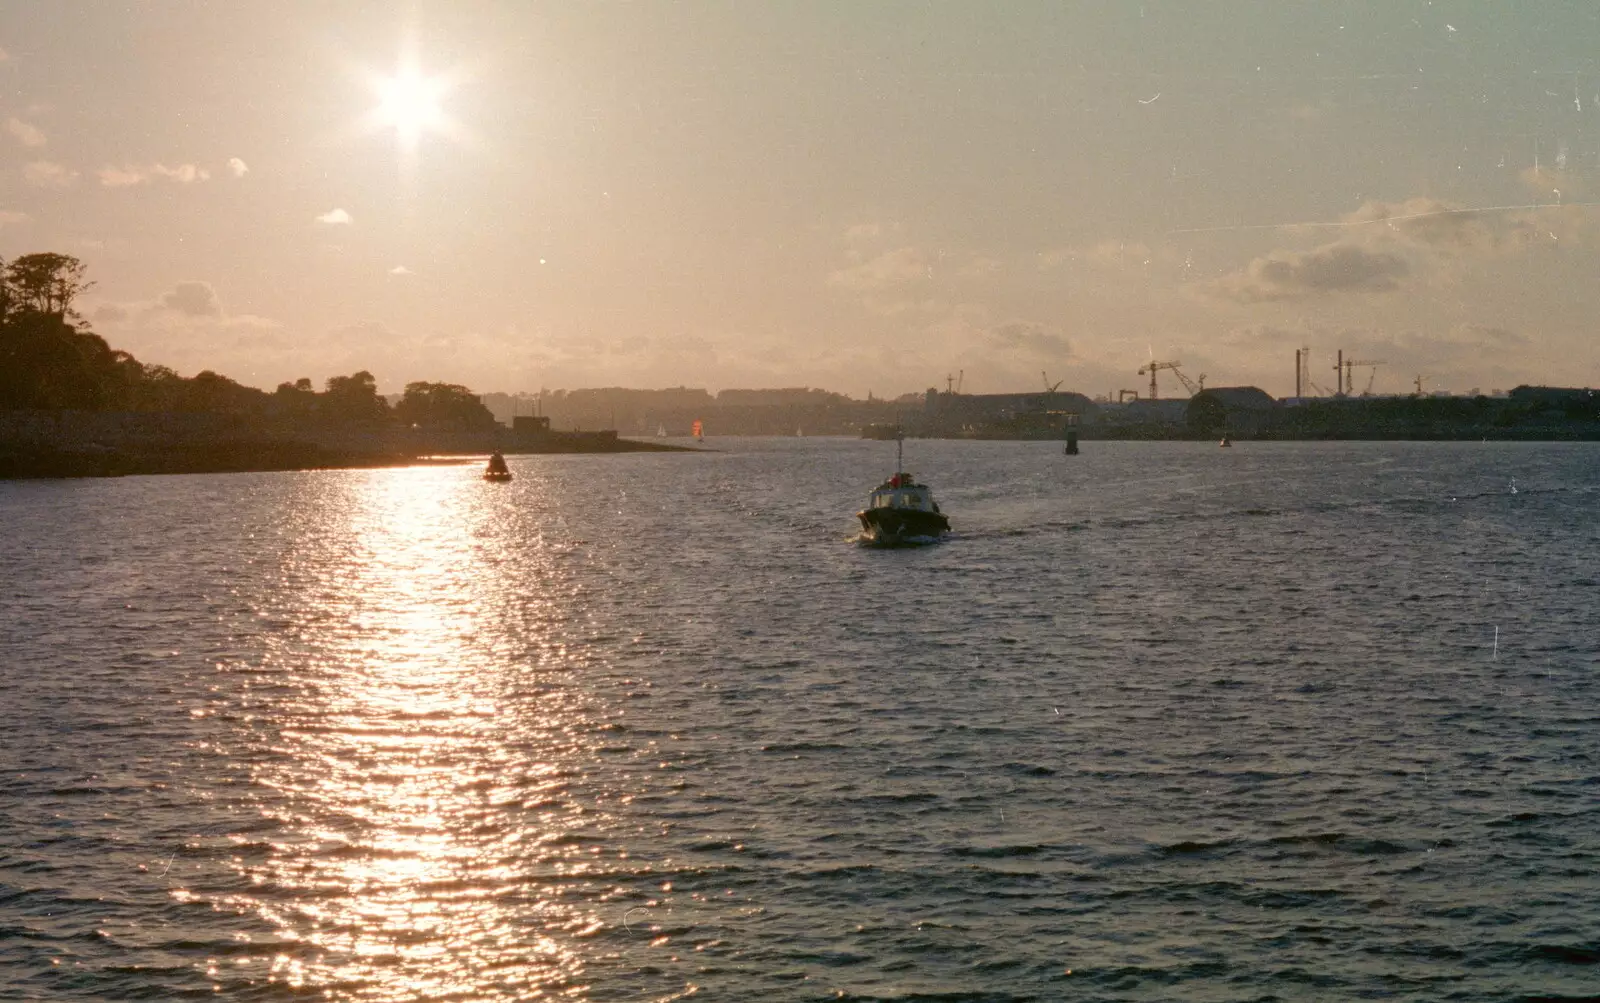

left=1137, top=359, right=1182, bottom=400
left=1299, top=347, right=1332, bottom=396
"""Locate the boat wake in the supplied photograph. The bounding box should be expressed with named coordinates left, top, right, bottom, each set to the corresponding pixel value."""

left=853, top=531, right=946, bottom=549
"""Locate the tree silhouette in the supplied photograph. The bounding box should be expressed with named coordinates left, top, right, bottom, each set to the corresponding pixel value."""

left=321, top=370, right=389, bottom=421
left=393, top=381, right=497, bottom=429
left=4, top=253, right=94, bottom=320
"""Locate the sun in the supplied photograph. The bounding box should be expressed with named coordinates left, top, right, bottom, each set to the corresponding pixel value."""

left=370, top=67, right=448, bottom=146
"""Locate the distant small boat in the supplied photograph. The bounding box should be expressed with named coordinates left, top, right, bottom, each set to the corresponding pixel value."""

left=692, top=419, right=704, bottom=442
left=484, top=451, right=512, bottom=481
left=656, top=424, right=667, bottom=437
left=1219, top=437, right=1233, bottom=448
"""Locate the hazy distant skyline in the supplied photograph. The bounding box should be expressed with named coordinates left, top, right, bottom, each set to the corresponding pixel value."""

left=4, top=2, right=1599, bottom=398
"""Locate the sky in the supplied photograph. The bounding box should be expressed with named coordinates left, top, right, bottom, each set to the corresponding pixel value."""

left=3, top=1, right=1599, bottom=398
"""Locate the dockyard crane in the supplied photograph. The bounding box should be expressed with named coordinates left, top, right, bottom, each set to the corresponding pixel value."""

left=1340, top=358, right=1385, bottom=396
left=1412, top=374, right=1427, bottom=396
left=1042, top=371, right=1063, bottom=393
left=1137, top=359, right=1183, bottom=400
left=1169, top=366, right=1206, bottom=396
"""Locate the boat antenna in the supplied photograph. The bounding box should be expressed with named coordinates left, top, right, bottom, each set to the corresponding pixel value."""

left=896, top=430, right=904, bottom=475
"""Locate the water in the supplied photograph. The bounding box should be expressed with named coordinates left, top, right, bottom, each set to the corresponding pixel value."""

left=1, top=439, right=1596, bottom=1002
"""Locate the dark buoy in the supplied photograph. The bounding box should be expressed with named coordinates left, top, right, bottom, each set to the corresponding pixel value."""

left=1063, top=412, right=1079, bottom=455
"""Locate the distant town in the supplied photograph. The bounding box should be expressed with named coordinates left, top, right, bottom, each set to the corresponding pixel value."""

left=478, top=379, right=1600, bottom=443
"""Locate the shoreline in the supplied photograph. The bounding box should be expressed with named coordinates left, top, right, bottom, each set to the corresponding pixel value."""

left=6, top=430, right=1596, bottom=481
left=0, top=437, right=702, bottom=480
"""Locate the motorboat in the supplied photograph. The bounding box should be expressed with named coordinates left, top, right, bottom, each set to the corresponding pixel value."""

left=484, top=451, right=513, bottom=481
left=856, top=437, right=949, bottom=545
left=1218, top=437, right=1233, bottom=448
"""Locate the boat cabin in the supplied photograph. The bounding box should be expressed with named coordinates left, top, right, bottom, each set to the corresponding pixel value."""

left=869, top=474, right=939, bottom=512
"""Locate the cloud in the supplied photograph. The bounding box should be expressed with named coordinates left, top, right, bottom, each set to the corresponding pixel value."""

left=1343, top=197, right=1540, bottom=253
left=227, top=157, right=248, bottom=178
left=6, top=116, right=45, bottom=147
left=0, top=46, right=9, bottom=63
left=96, top=289, right=293, bottom=382
left=98, top=165, right=146, bottom=187
left=23, top=160, right=77, bottom=188
left=1211, top=242, right=1409, bottom=302
left=827, top=246, right=932, bottom=291
left=316, top=208, right=352, bottom=225
left=388, top=265, right=413, bottom=275
left=160, top=281, right=223, bottom=317
left=988, top=321, right=1073, bottom=357
left=97, top=162, right=212, bottom=186
left=0, top=209, right=27, bottom=228
left=155, top=163, right=209, bottom=183
left=1518, top=164, right=1587, bottom=200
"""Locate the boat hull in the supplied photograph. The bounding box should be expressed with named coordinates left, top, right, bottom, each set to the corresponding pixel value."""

left=857, top=506, right=950, bottom=544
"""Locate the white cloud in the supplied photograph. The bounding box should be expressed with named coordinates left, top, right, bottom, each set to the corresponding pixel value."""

left=0, top=209, right=27, bottom=228
left=23, top=160, right=76, bottom=188
left=0, top=46, right=10, bottom=63
left=98, top=162, right=211, bottom=186
left=154, top=163, right=209, bottom=183
left=160, top=281, right=223, bottom=317
left=98, top=165, right=147, bottom=187
left=6, top=116, right=45, bottom=147
left=389, top=265, right=413, bottom=275
left=317, top=208, right=352, bottom=225
left=227, top=157, right=248, bottom=178
left=827, top=246, right=932, bottom=291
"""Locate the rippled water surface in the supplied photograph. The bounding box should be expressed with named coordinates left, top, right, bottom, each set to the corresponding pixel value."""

left=2, top=439, right=1597, bottom=1002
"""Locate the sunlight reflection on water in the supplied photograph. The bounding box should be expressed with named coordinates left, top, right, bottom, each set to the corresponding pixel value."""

left=219, top=468, right=600, bottom=999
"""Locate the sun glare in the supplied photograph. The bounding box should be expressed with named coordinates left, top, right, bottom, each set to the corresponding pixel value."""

left=372, top=67, right=447, bottom=145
